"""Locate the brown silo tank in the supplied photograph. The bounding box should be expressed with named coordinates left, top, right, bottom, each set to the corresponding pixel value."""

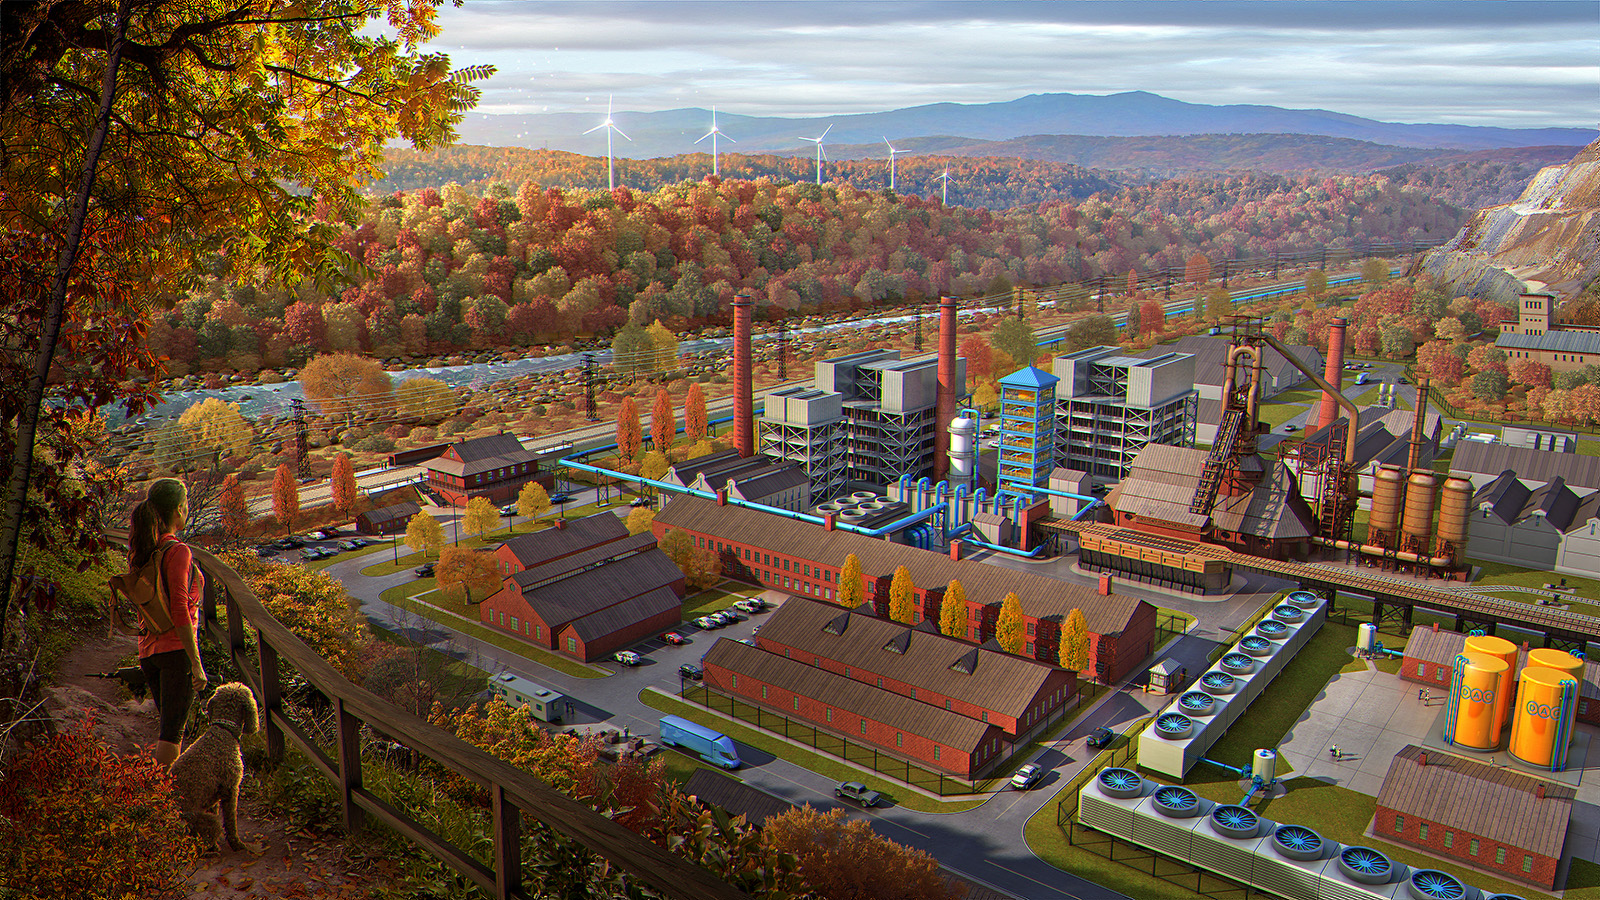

left=1370, top=466, right=1405, bottom=534
left=1403, top=472, right=1438, bottom=540
left=1436, top=476, right=1473, bottom=545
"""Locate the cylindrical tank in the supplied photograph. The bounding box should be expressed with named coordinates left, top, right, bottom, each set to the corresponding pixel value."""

left=1253, top=748, right=1278, bottom=783
left=1510, top=666, right=1580, bottom=770
left=1465, top=634, right=1518, bottom=744
left=1436, top=476, right=1473, bottom=546
left=1370, top=466, right=1405, bottom=535
left=1357, top=622, right=1377, bottom=653
left=949, top=415, right=977, bottom=482
left=1403, top=472, right=1439, bottom=540
left=1528, top=648, right=1584, bottom=682
left=1444, top=651, right=1508, bottom=750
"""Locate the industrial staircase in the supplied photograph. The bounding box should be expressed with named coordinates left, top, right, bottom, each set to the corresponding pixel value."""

left=1189, top=408, right=1244, bottom=515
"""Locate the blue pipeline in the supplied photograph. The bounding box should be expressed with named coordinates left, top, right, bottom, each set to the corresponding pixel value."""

left=1070, top=502, right=1102, bottom=521
left=1442, top=655, right=1467, bottom=746
left=1239, top=775, right=1272, bottom=807
left=961, top=534, right=1048, bottom=558
left=1199, top=757, right=1249, bottom=776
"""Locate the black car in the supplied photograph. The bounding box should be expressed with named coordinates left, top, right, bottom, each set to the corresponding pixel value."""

left=547, top=491, right=572, bottom=504
left=414, top=563, right=436, bottom=578
left=678, top=663, right=703, bottom=681
left=1086, top=726, right=1115, bottom=749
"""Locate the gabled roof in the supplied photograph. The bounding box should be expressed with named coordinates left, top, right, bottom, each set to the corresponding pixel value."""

left=703, top=638, right=999, bottom=753
left=499, top=513, right=630, bottom=568
left=1108, top=444, right=1316, bottom=540
left=1471, top=472, right=1583, bottom=531
left=653, top=496, right=1152, bottom=636
left=360, top=501, right=421, bottom=525
left=1376, top=744, right=1573, bottom=860
left=682, top=769, right=795, bottom=826
left=1473, top=470, right=1528, bottom=523
left=753, top=598, right=1066, bottom=721
left=428, top=432, right=543, bottom=476
left=510, top=532, right=658, bottom=591
left=1451, top=441, right=1600, bottom=490
left=560, top=585, right=681, bottom=642
left=998, top=365, right=1059, bottom=389
left=1522, top=477, right=1582, bottom=531
left=516, top=548, right=683, bottom=629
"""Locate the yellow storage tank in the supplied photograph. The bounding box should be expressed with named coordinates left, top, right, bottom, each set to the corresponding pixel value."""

left=1464, top=634, right=1517, bottom=745
left=1370, top=466, right=1404, bottom=536
left=1444, top=651, right=1509, bottom=750
left=1510, top=666, right=1580, bottom=771
left=1527, top=647, right=1584, bottom=682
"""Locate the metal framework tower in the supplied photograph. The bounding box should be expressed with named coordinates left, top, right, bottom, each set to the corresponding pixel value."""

left=292, top=398, right=310, bottom=480
left=997, top=366, right=1058, bottom=501
left=583, top=353, right=598, bottom=421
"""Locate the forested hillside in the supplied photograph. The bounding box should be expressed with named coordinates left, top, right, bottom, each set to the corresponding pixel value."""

left=156, top=173, right=1466, bottom=376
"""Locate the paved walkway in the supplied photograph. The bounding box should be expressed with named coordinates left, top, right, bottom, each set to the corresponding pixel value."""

left=1276, top=658, right=1431, bottom=797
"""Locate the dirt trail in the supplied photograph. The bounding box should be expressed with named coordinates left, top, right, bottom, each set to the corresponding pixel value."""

left=46, top=630, right=401, bottom=899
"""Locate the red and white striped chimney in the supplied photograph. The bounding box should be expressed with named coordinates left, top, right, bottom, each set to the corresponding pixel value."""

left=1317, top=317, right=1348, bottom=432
left=732, top=293, right=755, bottom=457
left=934, top=295, right=958, bottom=481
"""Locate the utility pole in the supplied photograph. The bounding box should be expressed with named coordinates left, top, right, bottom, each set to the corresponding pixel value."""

left=913, top=303, right=923, bottom=352
left=583, top=353, right=598, bottom=421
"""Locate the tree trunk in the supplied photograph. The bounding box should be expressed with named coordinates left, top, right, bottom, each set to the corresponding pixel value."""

left=0, top=0, right=131, bottom=651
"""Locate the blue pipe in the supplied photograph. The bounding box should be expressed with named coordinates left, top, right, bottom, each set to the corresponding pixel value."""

left=1070, top=501, right=1102, bottom=521
left=961, top=535, right=1048, bottom=558
left=917, top=477, right=933, bottom=513
left=1199, top=757, right=1249, bottom=776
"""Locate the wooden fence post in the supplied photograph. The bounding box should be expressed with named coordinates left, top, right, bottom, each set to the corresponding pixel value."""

left=258, top=632, right=284, bottom=760
left=336, top=697, right=365, bottom=831
left=493, top=785, right=521, bottom=900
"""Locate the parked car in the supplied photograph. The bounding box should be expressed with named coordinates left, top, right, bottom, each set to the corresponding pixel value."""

left=1283, top=424, right=1298, bottom=433
left=714, top=610, right=742, bottom=625
left=661, top=632, right=687, bottom=645
left=736, top=598, right=766, bottom=613
left=338, top=540, right=361, bottom=551
left=694, top=616, right=721, bottom=629
left=678, top=663, right=703, bottom=681
left=414, top=563, right=435, bottom=578
left=630, top=496, right=653, bottom=507
left=547, top=491, right=572, bottom=504
left=275, top=536, right=304, bottom=549
left=1011, top=763, right=1045, bottom=790
left=315, top=528, right=339, bottom=539
left=499, top=503, right=519, bottom=516
left=1086, top=726, right=1115, bottom=749
left=612, top=650, right=642, bottom=667
left=1397, top=376, right=1409, bottom=384
left=255, top=547, right=278, bottom=558
left=834, top=781, right=882, bottom=807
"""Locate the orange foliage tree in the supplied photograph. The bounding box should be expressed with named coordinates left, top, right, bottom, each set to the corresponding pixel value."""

left=299, top=353, right=395, bottom=429
left=616, top=396, right=642, bottom=461
left=683, top=382, right=708, bottom=444
left=762, top=805, right=961, bottom=900
left=271, top=463, right=299, bottom=536
left=651, top=388, right=676, bottom=452
left=330, top=452, right=358, bottom=521
left=435, top=546, right=500, bottom=604
left=218, top=472, right=247, bottom=542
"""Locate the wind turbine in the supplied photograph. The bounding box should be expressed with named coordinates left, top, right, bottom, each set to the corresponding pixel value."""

left=799, top=124, right=832, bottom=185
left=937, top=168, right=952, bottom=205
left=583, top=95, right=631, bottom=191
left=883, top=137, right=906, bottom=191
left=695, top=106, right=736, bottom=176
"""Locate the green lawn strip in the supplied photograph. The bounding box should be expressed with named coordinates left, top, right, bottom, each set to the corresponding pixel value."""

left=375, top=581, right=609, bottom=679
left=680, top=582, right=763, bottom=621
left=1576, top=438, right=1600, bottom=459
left=638, top=688, right=987, bottom=814
left=1023, top=804, right=1209, bottom=900
left=1467, top=559, right=1600, bottom=618
left=361, top=548, right=434, bottom=577
left=1258, top=402, right=1311, bottom=427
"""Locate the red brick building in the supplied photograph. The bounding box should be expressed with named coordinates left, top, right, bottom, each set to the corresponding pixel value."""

left=1399, top=625, right=1600, bottom=726
left=1375, top=745, right=1573, bottom=890
left=356, top=501, right=420, bottom=536
left=754, top=597, right=1075, bottom=741
left=480, top=524, right=684, bottom=662
left=702, top=638, right=1008, bottom=778
left=424, top=432, right=555, bottom=507
left=492, top=513, right=629, bottom=578
left=652, top=495, right=1157, bottom=682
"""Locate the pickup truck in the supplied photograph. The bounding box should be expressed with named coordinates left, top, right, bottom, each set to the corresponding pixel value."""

left=834, top=781, right=882, bottom=807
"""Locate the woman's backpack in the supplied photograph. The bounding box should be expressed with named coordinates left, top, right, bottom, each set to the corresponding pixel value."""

left=108, top=543, right=187, bottom=635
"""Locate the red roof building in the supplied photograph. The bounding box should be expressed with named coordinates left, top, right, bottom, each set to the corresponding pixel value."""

left=424, top=432, right=555, bottom=507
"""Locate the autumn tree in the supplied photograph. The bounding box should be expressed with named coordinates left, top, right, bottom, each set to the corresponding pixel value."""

left=640, top=450, right=671, bottom=484
left=517, top=481, right=551, bottom=523
left=435, top=547, right=500, bottom=604
left=659, top=528, right=721, bottom=591
left=271, top=464, right=299, bottom=536
left=1184, top=253, right=1212, bottom=285
left=462, top=496, right=500, bottom=539
left=1362, top=257, right=1391, bottom=284
left=762, top=805, right=960, bottom=900
left=396, top=377, right=455, bottom=424
left=651, top=388, right=676, bottom=451
left=1471, top=370, right=1509, bottom=402
left=612, top=324, right=654, bottom=377
left=683, top=383, right=708, bottom=444
left=0, top=0, right=490, bottom=640
left=301, top=354, right=395, bottom=430
left=837, top=554, right=864, bottom=607
left=625, top=507, right=655, bottom=535
left=991, top=317, right=1036, bottom=373
left=616, top=397, right=642, bottom=462
left=1415, top=341, right=1465, bottom=384
left=1468, top=344, right=1508, bottom=374
left=218, top=473, right=247, bottom=543
left=1304, top=269, right=1329, bottom=300
left=996, top=591, right=1025, bottom=654
left=405, top=511, right=446, bottom=560
left=1509, top=359, right=1553, bottom=389
left=1205, top=284, right=1233, bottom=322
left=888, top=565, right=915, bottom=624
left=176, top=398, right=253, bottom=463
left=940, top=579, right=967, bottom=639
left=330, top=453, right=358, bottom=522
left=1064, top=315, right=1117, bottom=352
left=1061, top=608, right=1090, bottom=672
left=646, top=319, right=680, bottom=372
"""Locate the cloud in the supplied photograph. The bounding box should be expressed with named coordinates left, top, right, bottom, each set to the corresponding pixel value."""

left=427, top=1, right=1598, bottom=128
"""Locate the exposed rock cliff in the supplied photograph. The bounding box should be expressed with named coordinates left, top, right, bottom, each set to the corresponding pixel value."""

left=1420, top=137, right=1600, bottom=303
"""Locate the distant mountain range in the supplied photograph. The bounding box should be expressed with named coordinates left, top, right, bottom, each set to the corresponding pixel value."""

left=463, top=91, right=1593, bottom=160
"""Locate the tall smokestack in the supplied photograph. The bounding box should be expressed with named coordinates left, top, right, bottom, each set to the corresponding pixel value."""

left=1317, top=317, right=1348, bottom=432
left=1408, top=377, right=1431, bottom=472
left=733, top=293, right=754, bottom=458
left=934, top=295, right=959, bottom=481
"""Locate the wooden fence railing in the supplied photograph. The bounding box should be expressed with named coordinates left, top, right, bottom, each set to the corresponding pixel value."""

left=176, top=543, right=748, bottom=900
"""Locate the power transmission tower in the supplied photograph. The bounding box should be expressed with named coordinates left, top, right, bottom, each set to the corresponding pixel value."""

left=777, top=320, right=788, bottom=381
left=583, top=353, right=598, bottom=421
left=913, top=303, right=923, bottom=352
left=292, top=398, right=310, bottom=480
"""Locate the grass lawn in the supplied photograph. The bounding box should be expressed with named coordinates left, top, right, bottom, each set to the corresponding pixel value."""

left=1258, top=401, right=1311, bottom=427
left=1468, top=559, right=1600, bottom=617
left=361, top=548, right=434, bottom=577
left=681, top=582, right=764, bottom=621
left=1577, top=438, right=1600, bottom=458
left=639, top=688, right=987, bottom=814
left=376, top=581, right=609, bottom=679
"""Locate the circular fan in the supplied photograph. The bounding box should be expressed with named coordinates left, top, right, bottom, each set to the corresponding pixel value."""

left=1221, top=653, right=1255, bottom=673
left=1408, top=870, right=1467, bottom=900
left=1097, top=767, right=1143, bottom=799
left=1155, top=713, right=1193, bottom=739
left=1484, top=894, right=1529, bottom=900
left=1257, top=620, right=1288, bottom=638
left=1287, top=590, right=1320, bottom=607
left=1209, top=805, right=1258, bottom=839
left=1241, top=636, right=1273, bottom=657
left=1273, top=824, right=1324, bottom=861
left=1202, top=671, right=1237, bottom=694
left=1338, top=846, right=1393, bottom=884
left=1179, top=691, right=1216, bottom=715
left=1152, top=785, right=1200, bottom=817
left=1273, top=604, right=1304, bottom=621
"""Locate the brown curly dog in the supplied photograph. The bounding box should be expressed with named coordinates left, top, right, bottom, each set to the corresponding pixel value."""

left=170, top=682, right=258, bottom=852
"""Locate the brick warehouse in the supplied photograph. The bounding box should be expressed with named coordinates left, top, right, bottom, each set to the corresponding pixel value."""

left=701, top=638, right=1009, bottom=778
left=1399, top=624, right=1600, bottom=726
left=1375, top=745, right=1573, bottom=890
left=653, top=495, right=1157, bottom=681
left=753, top=597, right=1076, bottom=741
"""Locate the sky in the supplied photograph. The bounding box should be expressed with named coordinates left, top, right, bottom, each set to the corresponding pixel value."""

left=421, top=1, right=1599, bottom=132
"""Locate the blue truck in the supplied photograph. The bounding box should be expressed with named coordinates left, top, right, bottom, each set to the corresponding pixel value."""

left=658, top=715, right=741, bottom=769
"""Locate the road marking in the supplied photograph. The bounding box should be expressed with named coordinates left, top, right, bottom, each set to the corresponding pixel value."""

left=983, top=858, right=1093, bottom=898
left=997, top=789, right=1035, bottom=818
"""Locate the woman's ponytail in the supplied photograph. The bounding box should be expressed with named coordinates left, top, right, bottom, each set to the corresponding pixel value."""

left=128, top=500, right=160, bottom=567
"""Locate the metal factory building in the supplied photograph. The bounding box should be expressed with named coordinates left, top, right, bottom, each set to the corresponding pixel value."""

left=653, top=494, right=1157, bottom=681
left=1134, top=334, right=1321, bottom=402
left=1051, top=346, right=1198, bottom=480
